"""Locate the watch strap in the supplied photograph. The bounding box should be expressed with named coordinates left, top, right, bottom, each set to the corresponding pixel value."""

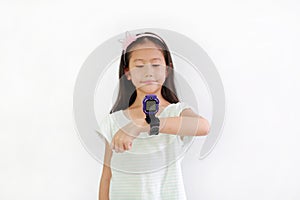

left=147, top=114, right=160, bottom=135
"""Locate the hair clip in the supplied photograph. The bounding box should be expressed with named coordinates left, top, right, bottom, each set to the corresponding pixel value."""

left=118, top=31, right=137, bottom=51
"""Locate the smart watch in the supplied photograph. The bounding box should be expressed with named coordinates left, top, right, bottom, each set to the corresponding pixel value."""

left=142, top=94, right=160, bottom=135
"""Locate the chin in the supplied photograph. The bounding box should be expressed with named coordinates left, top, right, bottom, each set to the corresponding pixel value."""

left=138, top=85, right=161, bottom=94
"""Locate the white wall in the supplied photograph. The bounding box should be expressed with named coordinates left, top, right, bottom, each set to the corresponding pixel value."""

left=1, top=0, right=299, bottom=199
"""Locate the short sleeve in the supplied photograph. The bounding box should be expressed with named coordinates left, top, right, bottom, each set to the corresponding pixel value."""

left=176, top=102, right=195, bottom=116
left=159, top=102, right=191, bottom=118
left=177, top=102, right=196, bottom=144
left=95, top=114, right=112, bottom=144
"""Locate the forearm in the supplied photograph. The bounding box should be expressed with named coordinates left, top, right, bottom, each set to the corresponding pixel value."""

left=132, top=115, right=209, bottom=137
left=99, top=141, right=112, bottom=200
left=159, top=116, right=210, bottom=136
left=99, top=177, right=110, bottom=200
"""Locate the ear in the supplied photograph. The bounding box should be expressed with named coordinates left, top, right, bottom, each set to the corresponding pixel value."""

left=165, top=65, right=170, bottom=77
left=124, top=68, right=131, bottom=80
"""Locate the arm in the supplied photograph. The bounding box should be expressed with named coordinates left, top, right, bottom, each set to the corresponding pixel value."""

left=159, top=108, right=210, bottom=137
left=99, top=140, right=113, bottom=200
left=136, top=108, right=209, bottom=137
left=110, top=108, right=210, bottom=152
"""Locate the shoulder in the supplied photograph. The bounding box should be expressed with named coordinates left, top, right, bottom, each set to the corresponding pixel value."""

left=170, top=101, right=193, bottom=113
left=97, top=113, right=114, bottom=134
left=159, top=102, right=193, bottom=117
left=99, top=111, right=125, bottom=127
left=170, top=102, right=202, bottom=118
left=99, top=112, right=113, bottom=125
left=96, top=111, right=123, bottom=143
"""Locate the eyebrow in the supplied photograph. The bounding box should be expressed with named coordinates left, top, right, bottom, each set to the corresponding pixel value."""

left=133, top=58, right=162, bottom=62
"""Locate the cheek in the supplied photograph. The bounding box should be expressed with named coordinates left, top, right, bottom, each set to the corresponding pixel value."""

left=157, top=69, right=167, bottom=79
left=130, top=70, right=142, bottom=78
left=129, top=71, right=142, bottom=85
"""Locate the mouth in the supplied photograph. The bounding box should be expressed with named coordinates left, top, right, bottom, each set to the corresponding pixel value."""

left=141, top=80, right=158, bottom=84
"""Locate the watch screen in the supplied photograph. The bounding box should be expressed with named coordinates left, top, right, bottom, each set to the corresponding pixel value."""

left=146, top=100, right=156, bottom=111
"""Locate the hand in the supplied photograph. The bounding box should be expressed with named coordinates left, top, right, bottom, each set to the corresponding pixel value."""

left=111, top=119, right=149, bottom=153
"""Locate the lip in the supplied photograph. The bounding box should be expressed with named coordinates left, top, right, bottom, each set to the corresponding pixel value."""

left=141, top=80, right=158, bottom=84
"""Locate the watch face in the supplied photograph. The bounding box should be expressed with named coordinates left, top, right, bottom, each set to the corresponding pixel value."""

left=143, top=94, right=159, bottom=114
left=146, top=100, right=157, bottom=112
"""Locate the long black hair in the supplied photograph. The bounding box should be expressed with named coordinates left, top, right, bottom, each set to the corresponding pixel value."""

left=110, top=32, right=179, bottom=114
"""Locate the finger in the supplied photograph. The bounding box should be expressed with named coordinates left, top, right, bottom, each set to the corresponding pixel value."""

left=124, top=143, right=129, bottom=151
left=110, top=141, right=115, bottom=151
left=114, top=145, right=120, bottom=153
left=128, top=142, right=132, bottom=150
left=117, top=147, right=124, bottom=153
left=116, top=141, right=124, bottom=153
left=125, top=142, right=132, bottom=150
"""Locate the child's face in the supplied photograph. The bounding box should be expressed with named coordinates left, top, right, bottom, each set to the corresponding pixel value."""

left=125, top=41, right=168, bottom=94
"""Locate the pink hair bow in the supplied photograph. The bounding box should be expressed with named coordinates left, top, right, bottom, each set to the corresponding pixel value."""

left=119, top=31, right=137, bottom=51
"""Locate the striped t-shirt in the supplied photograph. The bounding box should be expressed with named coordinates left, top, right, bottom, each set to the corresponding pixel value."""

left=97, top=102, right=194, bottom=200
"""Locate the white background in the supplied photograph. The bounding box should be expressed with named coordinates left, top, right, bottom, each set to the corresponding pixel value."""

left=1, top=0, right=299, bottom=199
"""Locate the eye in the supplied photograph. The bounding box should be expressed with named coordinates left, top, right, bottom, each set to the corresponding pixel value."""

left=136, top=65, right=144, bottom=68
left=152, top=64, right=161, bottom=67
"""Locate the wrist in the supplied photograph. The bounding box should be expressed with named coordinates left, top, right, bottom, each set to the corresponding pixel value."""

left=148, top=116, right=160, bottom=135
left=133, top=119, right=150, bottom=134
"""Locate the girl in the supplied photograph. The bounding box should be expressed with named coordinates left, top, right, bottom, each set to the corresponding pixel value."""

left=98, top=32, right=210, bottom=200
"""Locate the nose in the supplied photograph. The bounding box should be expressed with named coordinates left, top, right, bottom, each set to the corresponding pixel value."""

left=144, top=63, right=154, bottom=77
left=144, top=73, right=153, bottom=78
